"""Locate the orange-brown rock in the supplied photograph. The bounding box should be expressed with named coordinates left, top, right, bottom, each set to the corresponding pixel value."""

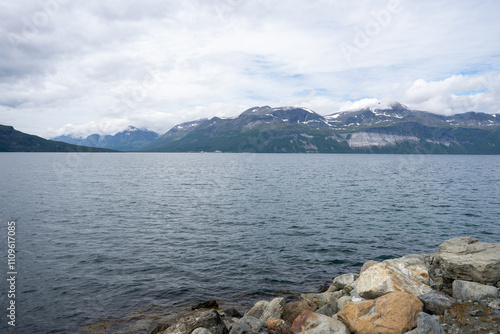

left=282, top=301, right=317, bottom=326
left=266, top=318, right=291, bottom=334
left=337, top=291, right=423, bottom=334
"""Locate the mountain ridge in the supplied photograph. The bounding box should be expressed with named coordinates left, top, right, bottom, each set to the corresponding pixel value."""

left=139, top=104, right=500, bottom=154
left=51, top=126, right=159, bottom=151
left=0, top=125, right=115, bottom=152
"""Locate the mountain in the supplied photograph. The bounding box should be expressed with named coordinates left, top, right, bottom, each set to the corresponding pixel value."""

left=52, top=126, right=159, bottom=151
left=140, top=104, right=500, bottom=154
left=0, top=125, right=114, bottom=152
left=139, top=119, right=207, bottom=152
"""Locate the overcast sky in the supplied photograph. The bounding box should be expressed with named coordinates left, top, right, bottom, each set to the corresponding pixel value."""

left=1, top=0, right=500, bottom=138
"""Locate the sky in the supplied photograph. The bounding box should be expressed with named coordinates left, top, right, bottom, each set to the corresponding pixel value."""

left=1, top=0, right=500, bottom=138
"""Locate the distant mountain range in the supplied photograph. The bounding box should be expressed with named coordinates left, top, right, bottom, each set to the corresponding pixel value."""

left=138, top=104, right=500, bottom=154
left=4, top=104, right=500, bottom=153
left=0, top=125, right=114, bottom=152
left=51, top=126, right=159, bottom=151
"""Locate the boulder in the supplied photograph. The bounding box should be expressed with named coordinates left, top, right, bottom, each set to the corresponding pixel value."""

left=418, top=291, right=455, bottom=315
left=245, top=301, right=269, bottom=319
left=224, top=308, right=243, bottom=318
left=356, top=263, right=432, bottom=299
left=315, top=303, right=338, bottom=317
left=336, top=296, right=352, bottom=311
left=291, top=310, right=349, bottom=334
left=332, top=274, right=359, bottom=290
left=282, top=301, right=317, bottom=326
left=452, top=280, right=499, bottom=302
left=229, top=316, right=268, bottom=334
left=300, top=292, right=340, bottom=308
left=415, top=312, right=445, bottom=334
left=260, top=298, right=286, bottom=321
left=360, top=260, right=379, bottom=274
left=436, top=237, right=500, bottom=284
left=383, top=254, right=431, bottom=285
left=337, top=291, right=423, bottom=334
left=192, top=328, right=212, bottom=334
left=160, top=309, right=228, bottom=334
left=192, top=300, right=219, bottom=310
left=265, top=318, right=291, bottom=334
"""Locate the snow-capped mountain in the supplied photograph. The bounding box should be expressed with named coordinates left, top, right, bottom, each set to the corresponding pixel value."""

left=52, top=126, right=160, bottom=151
left=139, top=104, right=500, bottom=154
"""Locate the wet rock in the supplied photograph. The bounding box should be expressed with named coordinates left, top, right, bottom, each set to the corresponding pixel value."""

left=315, top=303, right=338, bottom=317
left=229, top=316, right=268, bottom=334
left=282, top=301, right=317, bottom=326
left=291, top=310, right=349, bottom=334
left=337, top=291, right=423, bottom=334
left=383, top=254, right=431, bottom=285
left=416, top=312, right=445, bottom=334
left=192, top=300, right=219, bottom=310
left=332, top=274, right=359, bottom=290
left=356, top=263, right=432, bottom=299
left=224, top=307, right=243, bottom=318
left=436, top=237, right=500, bottom=284
left=265, top=318, right=291, bottom=334
left=418, top=291, right=456, bottom=315
left=360, top=260, right=379, bottom=274
left=452, top=280, right=499, bottom=302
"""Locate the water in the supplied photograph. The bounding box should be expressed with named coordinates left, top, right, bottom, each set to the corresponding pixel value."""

left=0, top=153, right=499, bottom=333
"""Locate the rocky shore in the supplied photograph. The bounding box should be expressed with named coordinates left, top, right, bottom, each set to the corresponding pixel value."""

left=86, top=237, right=500, bottom=334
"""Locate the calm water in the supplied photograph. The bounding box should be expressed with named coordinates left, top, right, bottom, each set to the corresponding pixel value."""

left=0, top=153, right=499, bottom=333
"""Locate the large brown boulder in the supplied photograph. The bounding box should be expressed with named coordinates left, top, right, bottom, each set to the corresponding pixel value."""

left=436, top=237, right=500, bottom=284
left=355, top=263, right=432, bottom=299
left=337, top=291, right=423, bottom=334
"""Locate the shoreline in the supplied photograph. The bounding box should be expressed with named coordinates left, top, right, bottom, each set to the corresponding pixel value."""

left=83, top=236, right=500, bottom=334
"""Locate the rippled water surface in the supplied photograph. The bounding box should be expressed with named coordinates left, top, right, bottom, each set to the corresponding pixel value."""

left=0, top=153, right=499, bottom=333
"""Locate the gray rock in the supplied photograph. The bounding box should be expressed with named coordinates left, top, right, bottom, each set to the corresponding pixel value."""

left=360, top=260, right=379, bottom=274
left=260, top=297, right=286, bottom=321
left=383, top=254, right=431, bottom=285
left=418, top=291, right=456, bottom=315
left=192, top=328, right=212, bottom=334
left=300, top=292, right=340, bottom=308
left=291, top=310, right=349, bottom=334
left=159, top=309, right=228, bottom=334
left=404, top=330, right=418, bottom=334
left=436, top=237, right=500, bottom=284
left=315, top=303, right=338, bottom=317
left=416, top=312, right=445, bottom=334
left=452, top=279, right=499, bottom=302
left=224, top=308, right=243, bottom=318
left=229, top=316, right=268, bottom=334
left=355, top=263, right=432, bottom=299
left=332, top=274, right=359, bottom=290
left=245, top=301, right=269, bottom=319
left=336, top=296, right=352, bottom=311
left=326, top=285, right=341, bottom=293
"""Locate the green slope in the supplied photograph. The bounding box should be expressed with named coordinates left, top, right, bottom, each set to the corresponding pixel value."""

left=0, top=125, right=116, bottom=152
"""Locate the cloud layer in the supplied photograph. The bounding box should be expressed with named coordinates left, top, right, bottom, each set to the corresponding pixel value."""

left=1, top=0, right=499, bottom=137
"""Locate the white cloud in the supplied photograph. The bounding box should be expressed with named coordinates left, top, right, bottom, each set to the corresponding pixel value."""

left=1, top=0, right=499, bottom=137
